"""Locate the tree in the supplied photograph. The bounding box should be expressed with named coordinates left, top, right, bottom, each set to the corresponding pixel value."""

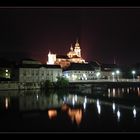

left=44, top=80, right=53, bottom=89
left=56, top=77, right=69, bottom=88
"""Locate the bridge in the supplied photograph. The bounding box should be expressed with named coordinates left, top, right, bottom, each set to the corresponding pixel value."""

left=69, top=79, right=140, bottom=83
left=68, top=79, right=140, bottom=89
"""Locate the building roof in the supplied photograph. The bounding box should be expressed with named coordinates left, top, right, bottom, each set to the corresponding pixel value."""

left=71, top=55, right=80, bottom=58
left=20, top=58, right=41, bottom=65
left=89, top=61, right=101, bottom=67
left=16, top=64, right=61, bottom=69
left=41, top=64, right=61, bottom=69
left=101, top=63, right=118, bottom=71
left=56, top=55, right=69, bottom=59
left=64, top=63, right=96, bottom=71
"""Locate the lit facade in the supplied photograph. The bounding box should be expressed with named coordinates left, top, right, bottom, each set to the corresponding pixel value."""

left=63, top=63, right=101, bottom=81
left=47, top=51, right=56, bottom=65
left=18, top=65, right=62, bottom=83
left=14, top=59, right=62, bottom=83
left=47, top=40, right=85, bottom=68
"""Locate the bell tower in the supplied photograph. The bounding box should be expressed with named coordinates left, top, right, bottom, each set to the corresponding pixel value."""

left=47, top=51, right=56, bottom=64
left=74, top=39, right=81, bottom=57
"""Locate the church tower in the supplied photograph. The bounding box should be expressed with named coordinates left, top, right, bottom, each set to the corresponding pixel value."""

left=74, top=39, right=81, bottom=57
left=47, top=51, right=56, bottom=64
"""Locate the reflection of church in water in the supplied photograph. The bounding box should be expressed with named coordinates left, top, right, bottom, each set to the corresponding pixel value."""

left=47, top=40, right=85, bottom=68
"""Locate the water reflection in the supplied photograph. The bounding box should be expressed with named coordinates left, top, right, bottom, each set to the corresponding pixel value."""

left=97, top=99, right=101, bottom=115
left=5, top=97, right=9, bottom=109
left=48, top=110, right=57, bottom=119
left=112, top=103, right=116, bottom=113
left=133, top=107, right=137, bottom=118
left=0, top=88, right=140, bottom=131
left=68, top=108, right=82, bottom=125
left=117, top=110, right=121, bottom=122
left=107, top=87, right=140, bottom=99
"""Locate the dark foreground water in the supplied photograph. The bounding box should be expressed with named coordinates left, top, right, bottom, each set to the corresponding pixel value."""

left=0, top=87, right=140, bottom=132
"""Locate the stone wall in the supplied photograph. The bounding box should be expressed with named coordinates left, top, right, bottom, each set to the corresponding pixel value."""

left=0, top=81, right=41, bottom=90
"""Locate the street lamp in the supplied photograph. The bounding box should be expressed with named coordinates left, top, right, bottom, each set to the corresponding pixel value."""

left=112, top=72, right=115, bottom=81
left=132, top=70, right=136, bottom=80
left=116, top=70, right=120, bottom=81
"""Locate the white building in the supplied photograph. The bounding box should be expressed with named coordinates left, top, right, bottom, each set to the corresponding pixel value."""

left=100, top=63, right=121, bottom=80
left=18, top=64, right=62, bottom=83
left=47, top=51, right=56, bottom=65
left=63, top=62, right=101, bottom=81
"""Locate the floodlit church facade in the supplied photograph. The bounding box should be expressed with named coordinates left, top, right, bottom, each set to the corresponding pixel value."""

left=47, top=40, right=85, bottom=68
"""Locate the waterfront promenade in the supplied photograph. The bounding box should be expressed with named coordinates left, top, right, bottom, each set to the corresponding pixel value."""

left=0, top=79, right=140, bottom=90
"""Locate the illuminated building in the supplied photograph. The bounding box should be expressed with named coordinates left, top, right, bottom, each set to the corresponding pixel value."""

left=47, top=40, right=85, bottom=68
left=47, top=51, right=56, bottom=65
left=15, top=59, right=62, bottom=83
left=63, top=62, right=101, bottom=81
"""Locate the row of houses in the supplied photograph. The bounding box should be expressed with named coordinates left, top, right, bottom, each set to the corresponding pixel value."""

left=0, top=58, right=122, bottom=83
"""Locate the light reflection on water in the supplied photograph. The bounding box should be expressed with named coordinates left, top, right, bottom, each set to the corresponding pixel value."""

left=107, top=87, right=140, bottom=98
left=0, top=88, right=140, bottom=131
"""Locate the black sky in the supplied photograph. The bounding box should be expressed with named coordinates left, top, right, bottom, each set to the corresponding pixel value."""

left=0, top=7, right=140, bottom=65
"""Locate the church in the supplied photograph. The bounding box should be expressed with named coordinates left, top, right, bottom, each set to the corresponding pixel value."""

left=47, top=40, right=85, bottom=69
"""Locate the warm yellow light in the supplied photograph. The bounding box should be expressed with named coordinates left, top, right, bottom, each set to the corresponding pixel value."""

left=68, top=108, right=82, bottom=125
left=61, top=104, right=68, bottom=111
left=48, top=110, right=57, bottom=119
left=5, top=98, right=9, bottom=109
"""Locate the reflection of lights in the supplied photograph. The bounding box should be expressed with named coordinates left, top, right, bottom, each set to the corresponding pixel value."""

left=122, top=88, right=124, bottom=93
left=48, top=110, right=57, bottom=119
left=72, top=97, right=75, bottom=106
left=97, top=99, right=99, bottom=106
left=96, top=99, right=101, bottom=115
left=63, top=96, right=66, bottom=102
left=75, top=95, right=77, bottom=102
left=117, top=88, right=120, bottom=94
left=108, top=88, right=110, bottom=94
left=117, top=110, right=121, bottom=121
left=61, top=104, right=68, bottom=111
left=97, top=104, right=101, bottom=115
left=108, top=93, right=111, bottom=98
left=133, top=108, right=137, bottom=118
left=112, top=103, right=115, bottom=113
left=83, top=102, right=86, bottom=110
left=113, top=88, right=115, bottom=97
left=5, top=98, right=9, bottom=109
left=68, top=108, right=82, bottom=125
left=127, top=88, right=129, bottom=93
left=36, top=94, right=39, bottom=100
left=137, top=87, right=140, bottom=96
left=84, top=96, right=87, bottom=103
left=75, top=109, right=82, bottom=125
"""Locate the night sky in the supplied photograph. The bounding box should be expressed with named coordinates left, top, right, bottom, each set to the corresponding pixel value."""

left=0, top=7, right=140, bottom=65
